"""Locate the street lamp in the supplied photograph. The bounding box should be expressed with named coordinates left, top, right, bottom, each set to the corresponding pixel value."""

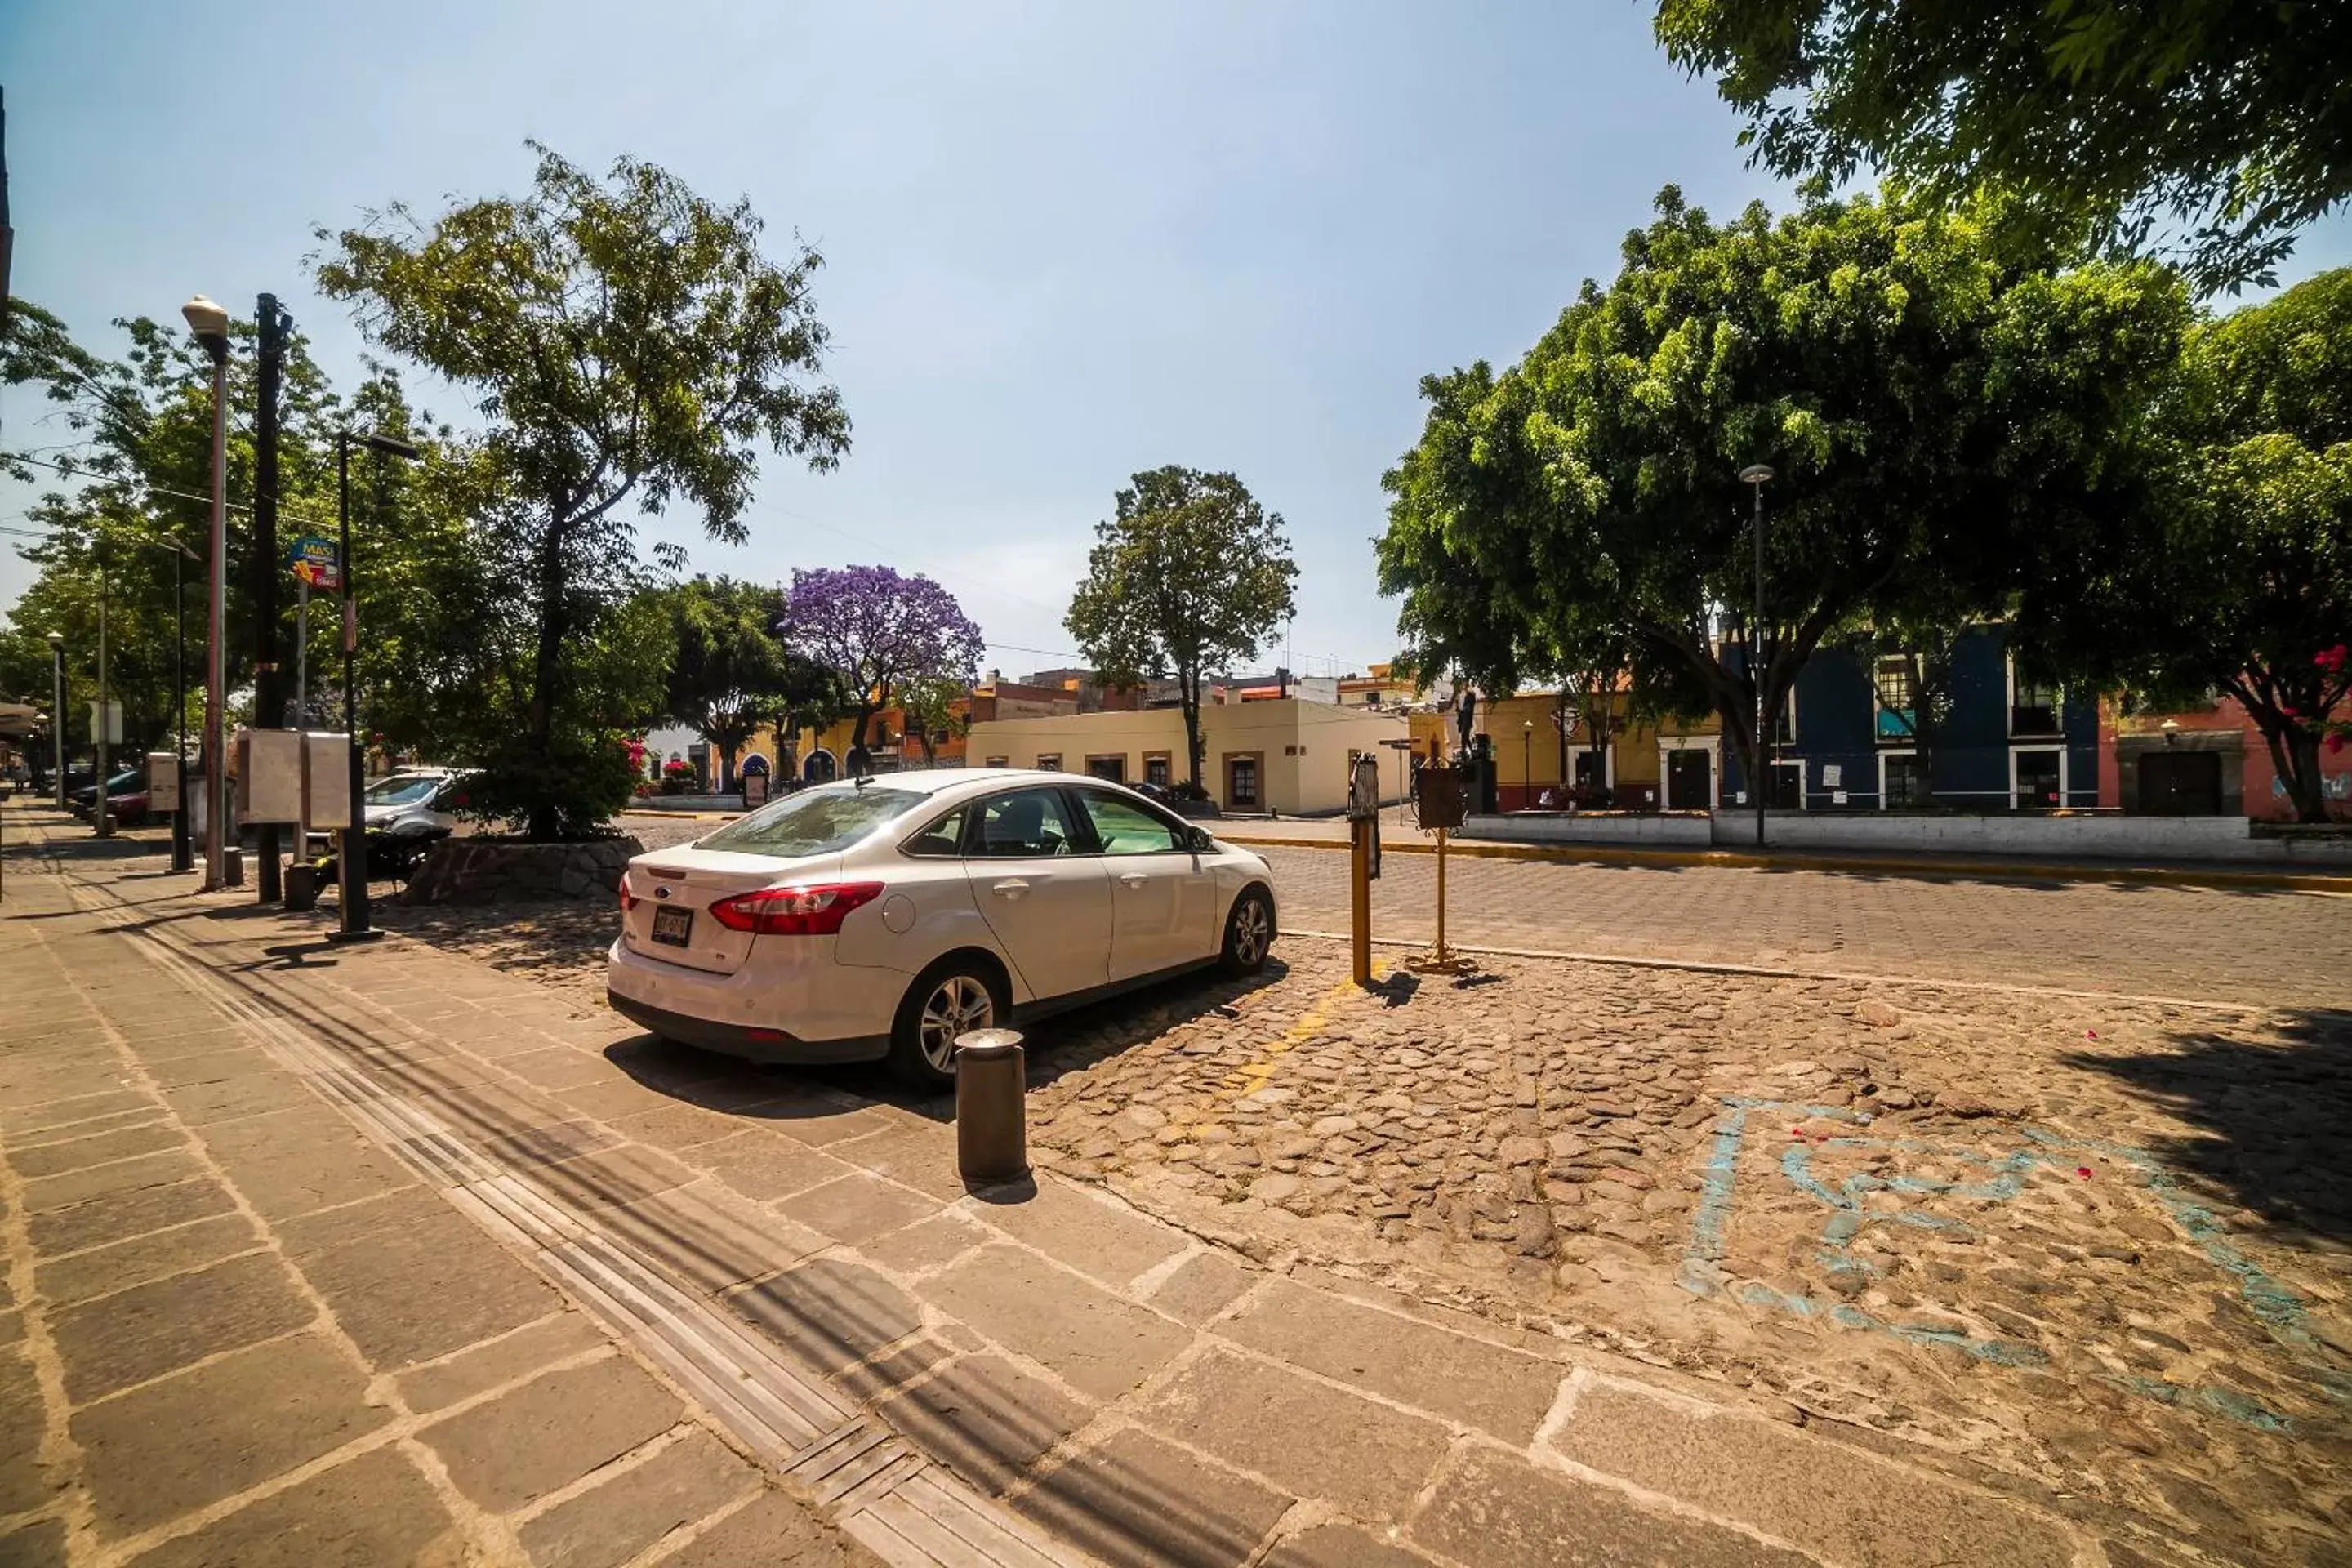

left=1738, top=462, right=1775, bottom=849
left=45, top=630, right=63, bottom=807
left=1521, top=719, right=1534, bottom=810
left=183, top=294, right=230, bottom=890
left=328, top=427, right=420, bottom=943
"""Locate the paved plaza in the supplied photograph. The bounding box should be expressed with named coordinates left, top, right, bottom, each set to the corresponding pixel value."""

left=2, top=804, right=2348, bottom=1566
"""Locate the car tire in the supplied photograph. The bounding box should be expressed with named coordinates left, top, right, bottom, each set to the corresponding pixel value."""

left=1219, top=886, right=1276, bottom=975
left=888, top=956, right=1011, bottom=1092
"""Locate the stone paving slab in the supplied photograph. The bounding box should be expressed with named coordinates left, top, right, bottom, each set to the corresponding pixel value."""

left=0, top=813, right=872, bottom=1568
left=1547, top=1375, right=2077, bottom=1568
left=8, top=803, right=2270, bottom=1567
left=419, top=1353, right=684, bottom=1513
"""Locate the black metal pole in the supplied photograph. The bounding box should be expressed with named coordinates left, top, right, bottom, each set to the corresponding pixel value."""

left=253, top=293, right=285, bottom=902
left=1752, top=482, right=1766, bottom=849
left=171, top=544, right=191, bottom=871
left=331, top=434, right=378, bottom=942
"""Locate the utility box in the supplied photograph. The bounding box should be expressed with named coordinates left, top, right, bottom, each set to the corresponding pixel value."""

left=302, top=732, right=353, bottom=830
left=146, top=752, right=180, bottom=813
left=235, top=728, right=302, bottom=825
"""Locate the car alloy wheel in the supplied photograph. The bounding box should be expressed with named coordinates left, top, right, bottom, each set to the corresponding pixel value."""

left=916, top=973, right=996, bottom=1073
left=1232, top=896, right=1271, bottom=966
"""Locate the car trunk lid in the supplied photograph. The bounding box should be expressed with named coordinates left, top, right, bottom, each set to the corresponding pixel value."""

left=619, top=848, right=841, bottom=975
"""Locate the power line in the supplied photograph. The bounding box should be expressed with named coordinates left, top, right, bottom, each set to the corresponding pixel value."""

left=2, top=448, right=339, bottom=533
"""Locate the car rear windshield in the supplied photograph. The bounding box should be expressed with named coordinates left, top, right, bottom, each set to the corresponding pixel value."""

left=365, top=776, right=443, bottom=806
left=696, top=784, right=929, bottom=859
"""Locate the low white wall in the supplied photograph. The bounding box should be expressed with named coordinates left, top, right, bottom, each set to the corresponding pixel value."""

left=1462, top=813, right=1714, bottom=847
left=1735, top=813, right=2352, bottom=864
left=1465, top=810, right=2352, bottom=864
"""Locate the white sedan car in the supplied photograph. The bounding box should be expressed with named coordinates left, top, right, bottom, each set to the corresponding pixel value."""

left=605, top=768, right=1278, bottom=1088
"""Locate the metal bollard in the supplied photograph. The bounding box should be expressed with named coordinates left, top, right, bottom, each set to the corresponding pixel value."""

left=953, top=1027, right=1029, bottom=1186
left=283, top=862, right=319, bottom=911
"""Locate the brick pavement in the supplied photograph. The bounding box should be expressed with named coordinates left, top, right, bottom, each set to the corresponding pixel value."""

left=4, top=802, right=2337, bottom=1566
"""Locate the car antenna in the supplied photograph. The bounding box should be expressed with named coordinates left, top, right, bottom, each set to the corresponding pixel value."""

left=853, top=775, right=874, bottom=788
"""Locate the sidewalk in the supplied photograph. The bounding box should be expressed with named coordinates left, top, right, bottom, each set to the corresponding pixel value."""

left=0, top=803, right=2190, bottom=1566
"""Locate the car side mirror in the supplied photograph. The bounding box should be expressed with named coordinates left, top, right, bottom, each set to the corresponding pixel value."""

left=1187, top=826, right=1215, bottom=853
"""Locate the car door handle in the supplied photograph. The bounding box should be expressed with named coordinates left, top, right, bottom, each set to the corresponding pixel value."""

left=991, top=878, right=1031, bottom=900
left=1118, top=872, right=1148, bottom=887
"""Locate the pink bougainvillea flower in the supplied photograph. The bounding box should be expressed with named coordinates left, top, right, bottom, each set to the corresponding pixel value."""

left=2085, top=1029, right=2098, bottom=1040
left=2280, top=706, right=2300, bottom=719
left=2316, top=644, right=2348, bottom=671
left=2076, top=1167, right=2092, bottom=1180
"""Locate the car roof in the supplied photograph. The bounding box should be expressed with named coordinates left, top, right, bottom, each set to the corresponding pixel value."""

left=805, top=768, right=1132, bottom=798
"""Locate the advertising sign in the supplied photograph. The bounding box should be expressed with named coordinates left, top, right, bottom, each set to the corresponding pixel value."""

left=287, top=535, right=341, bottom=591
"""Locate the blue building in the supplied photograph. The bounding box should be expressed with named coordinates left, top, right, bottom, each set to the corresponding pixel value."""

left=1722, top=626, right=2099, bottom=811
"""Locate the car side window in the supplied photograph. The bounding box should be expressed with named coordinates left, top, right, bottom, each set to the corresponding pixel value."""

left=1076, top=791, right=1184, bottom=856
left=973, top=789, right=1080, bottom=858
left=902, top=805, right=967, bottom=858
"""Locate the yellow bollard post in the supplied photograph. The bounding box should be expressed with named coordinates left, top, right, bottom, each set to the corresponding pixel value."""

left=1434, top=824, right=1449, bottom=963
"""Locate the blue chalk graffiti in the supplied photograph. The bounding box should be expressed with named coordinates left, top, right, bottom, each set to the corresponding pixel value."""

left=1678, top=1098, right=2345, bottom=1431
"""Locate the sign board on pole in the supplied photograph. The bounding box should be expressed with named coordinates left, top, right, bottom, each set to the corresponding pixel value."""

left=234, top=728, right=303, bottom=824
left=87, top=701, right=122, bottom=746
left=301, top=731, right=353, bottom=830
left=146, top=752, right=181, bottom=812
left=287, top=535, right=342, bottom=591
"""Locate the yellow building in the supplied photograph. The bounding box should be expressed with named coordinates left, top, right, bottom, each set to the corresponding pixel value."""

left=1407, top=692, right=1724, bottom=812
left=965, top=698, right=1409, bottom=815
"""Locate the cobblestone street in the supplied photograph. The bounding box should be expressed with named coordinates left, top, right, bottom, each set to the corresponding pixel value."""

left=1023, top=937, right=2352, bottom=1565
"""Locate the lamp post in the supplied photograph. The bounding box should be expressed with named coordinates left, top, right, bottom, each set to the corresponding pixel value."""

left=1521, top=719, right=1534, bottom=810
left=329, top=428, right=419, bottom=943
left=1738, top=463, right=1775, bottom=849
left=182, top=295, right=229, bottom=891
left=46, top=630, right=63, bottom=806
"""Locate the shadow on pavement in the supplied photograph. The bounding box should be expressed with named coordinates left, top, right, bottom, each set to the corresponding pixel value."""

left=2061, top=1008, right=2352, bottom=1241
left=603, top=957, right=1291, bottom=1130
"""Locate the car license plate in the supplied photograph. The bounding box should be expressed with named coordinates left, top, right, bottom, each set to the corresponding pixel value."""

left=651, top=905, right=693, bottom=947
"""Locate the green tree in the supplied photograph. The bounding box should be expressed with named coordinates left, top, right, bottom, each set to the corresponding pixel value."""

left=2, top=300, right=347, bottom=757
left=2020, top=270, right=2352, bottom=820
left=657, top=575, right=798, bottom=791
left=1654, top=0, right=2352, bottom=292
left=1377, top=187, right=2187, bottom=813
left=1, top=299, right=496, bottom=777
left=897, top=673, right=967, bottom=767
left=1067, top=466, right=1298, bottom=795
left=312, top=142, right=851, bottom=838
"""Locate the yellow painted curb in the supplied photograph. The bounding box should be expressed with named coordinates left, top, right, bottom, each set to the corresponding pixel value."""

left=1216, top=830, right=2352, bottom=896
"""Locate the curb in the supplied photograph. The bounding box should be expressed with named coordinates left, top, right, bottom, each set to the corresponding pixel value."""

left=1217, top=830, right=2352, bottom=896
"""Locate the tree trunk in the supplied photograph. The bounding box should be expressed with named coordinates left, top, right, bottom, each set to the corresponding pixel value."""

left=2260, top=720, right=2331, bottom=822
left=848, top=705, right=873, bottom=752
left=524, top=500, right=568, bottom=840
left=1178, top=669, right=1205, bottom=792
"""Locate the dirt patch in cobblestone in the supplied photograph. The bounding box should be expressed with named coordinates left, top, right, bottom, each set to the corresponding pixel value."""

left=1024, top=938, right=2352, bottom=1565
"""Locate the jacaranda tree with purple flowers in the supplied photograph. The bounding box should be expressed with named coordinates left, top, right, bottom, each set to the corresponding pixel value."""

left=779, top=566, right=985, bottom=759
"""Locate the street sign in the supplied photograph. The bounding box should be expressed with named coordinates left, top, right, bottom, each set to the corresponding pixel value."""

left=287, top=535, right=341, bottom=591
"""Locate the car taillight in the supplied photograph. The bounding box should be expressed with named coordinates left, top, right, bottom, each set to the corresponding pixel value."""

left=707, top=881, right=884, bottom=936
left=619, top=882, right=638, bottom=913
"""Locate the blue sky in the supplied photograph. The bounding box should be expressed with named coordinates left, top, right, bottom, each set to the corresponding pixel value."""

left=5, top=0, right=2346, bottom=677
